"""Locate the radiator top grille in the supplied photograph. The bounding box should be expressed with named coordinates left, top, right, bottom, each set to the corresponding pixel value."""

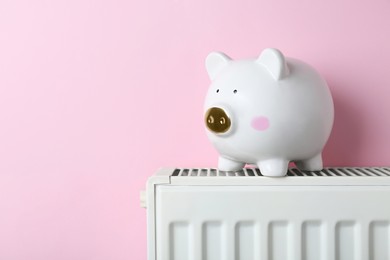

left=171, top=167, right=390, bottom=177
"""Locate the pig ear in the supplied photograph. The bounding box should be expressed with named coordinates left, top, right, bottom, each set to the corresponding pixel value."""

left=256, top=48, right=289, bottom=80
left=205, top=52, right=231, bottom=80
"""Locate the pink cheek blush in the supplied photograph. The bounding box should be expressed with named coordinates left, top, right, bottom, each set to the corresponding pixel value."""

left=251, top=116, right=270, bottom=131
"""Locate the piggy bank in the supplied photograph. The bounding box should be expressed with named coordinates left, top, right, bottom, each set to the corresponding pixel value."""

left=204, top=48, right=334, bottom=177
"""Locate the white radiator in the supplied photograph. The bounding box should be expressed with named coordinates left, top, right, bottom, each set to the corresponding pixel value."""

left=141, top=167, right=390, bottom=260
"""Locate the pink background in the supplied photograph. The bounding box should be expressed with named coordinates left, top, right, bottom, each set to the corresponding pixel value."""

left=1, top=0, right=390, bottom=259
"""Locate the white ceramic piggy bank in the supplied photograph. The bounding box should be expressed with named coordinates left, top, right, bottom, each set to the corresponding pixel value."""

left=204, top=48, right=334, bottom=177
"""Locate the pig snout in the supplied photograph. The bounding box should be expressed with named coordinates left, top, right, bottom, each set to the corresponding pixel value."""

left=205, top=107, right=231, bottom=134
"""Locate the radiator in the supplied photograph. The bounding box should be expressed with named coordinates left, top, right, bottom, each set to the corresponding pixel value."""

left=141, top=167, right=390, bottom=260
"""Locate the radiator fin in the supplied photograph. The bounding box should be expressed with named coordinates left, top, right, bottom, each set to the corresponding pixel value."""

left=172, top=167, right=390, bottom=177
left=369, top=221, right=390, bottom=260
left=269, top=221, right=290, bottom=260
left=302, top=221, right=324, bottom=260
left=202, top=222, right=222, bottom=260
left=169, top=222, right=189, bottom=260
left=335, top=221, right=357, bottom=260
left=235, top=221, right=256, bottom=260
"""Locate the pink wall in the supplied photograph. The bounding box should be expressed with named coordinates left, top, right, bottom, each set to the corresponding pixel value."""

left=1, top=0, right=389, bottom=259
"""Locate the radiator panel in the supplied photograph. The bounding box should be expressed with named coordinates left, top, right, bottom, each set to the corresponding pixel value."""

left=145, top=168, right=390, bottom=260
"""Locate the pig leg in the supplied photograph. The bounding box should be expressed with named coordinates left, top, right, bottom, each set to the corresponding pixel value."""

left=257, top=159, right=289, bottom=177
left=218, top=156, right=245, bottom=171
left=296, top=154, right=323, bottom=171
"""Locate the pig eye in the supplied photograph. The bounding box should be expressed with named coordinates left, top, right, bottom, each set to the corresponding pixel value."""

left=216, top=89, right=220, bottom=93
left=233, top=89, right=237, bottom=94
